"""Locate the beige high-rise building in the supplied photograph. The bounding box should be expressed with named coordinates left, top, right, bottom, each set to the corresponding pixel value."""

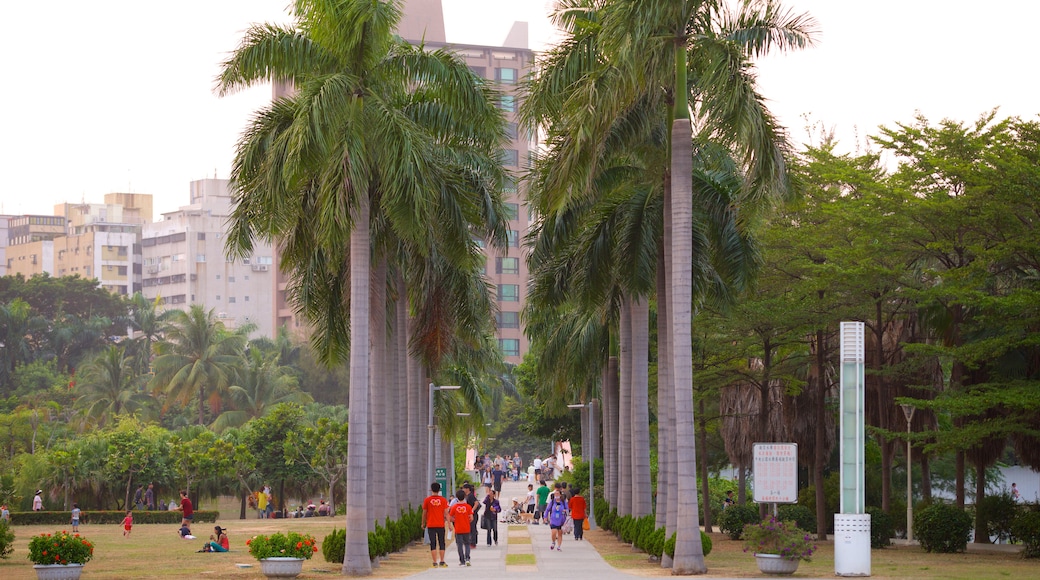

left=272, top=0, right=535, bottom=364
left=5, top=194, right=152, bottom=296
left=142, top=179, right=276, bottom=337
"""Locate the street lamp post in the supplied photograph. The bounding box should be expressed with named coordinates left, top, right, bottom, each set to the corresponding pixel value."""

left=568, top=400, right=598, bottom=529
left=428, top=383, right=461, bottom=489
left=901, top=404, right=915, bottom=542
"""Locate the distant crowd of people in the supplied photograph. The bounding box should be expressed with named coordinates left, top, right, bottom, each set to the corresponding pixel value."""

left=473, top=451, right=568, bottom=488
left=247, top=484, right=334, bottom=519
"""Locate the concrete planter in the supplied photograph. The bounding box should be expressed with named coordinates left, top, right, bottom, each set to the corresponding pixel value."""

left=754, top=553, right=800, bottom=575
left=259, top=557, right=305, bottom=578
left=33, top=564, right=84, bottom=580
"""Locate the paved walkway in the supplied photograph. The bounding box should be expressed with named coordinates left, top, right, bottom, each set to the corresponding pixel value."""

left=407, top=478, right=845, bottom=580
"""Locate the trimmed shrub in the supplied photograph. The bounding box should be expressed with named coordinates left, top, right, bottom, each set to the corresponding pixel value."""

left=322, top=528, right=346, bottom=563
left=865, top=506, right=892, bottom=549
left=778, top=505, right=817, bottom=534
left=7, top=510, right=217, bottom=525
left=1011, top=509, right=1040, bottom=558
left=0, top=520, right=13, bottom=559
left=661, top=531, right=711, bottom=558
left=978, top=491, right=1018, bottom=543
left=718, top=505, right=760, bottom=540
left=914, top=503, right=971, bottom=553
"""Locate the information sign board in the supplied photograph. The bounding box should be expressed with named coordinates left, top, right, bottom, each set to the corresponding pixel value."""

left=753, top=443, right=798, bottom=503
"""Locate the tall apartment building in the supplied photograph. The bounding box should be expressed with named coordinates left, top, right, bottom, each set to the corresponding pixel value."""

left=0, top=215, right=10, bottom=276
left=142, top=179, right=275, bottom=337
left=4, top=194, right=151, bottom=296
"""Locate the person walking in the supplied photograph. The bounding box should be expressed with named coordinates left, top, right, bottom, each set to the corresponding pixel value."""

left=178, top=490, right=194, bottom=527
left=33, top=489, right=44, bottom=511
left=145, top=483, right=155, bottom=511
left=568, top=487, right=587, bottom=541
left=122, top=510, right=134, bottom=537
left=463, top=484, right=481, bottom=551
left=133, top=485, right=144, bottom=510
left=448, top=490, right=473, bottom=566
left=534, top=480, right=550, bottom=525
left=544, top=488, right=569, bottom=551
left=482, top=490, right=501, bottom=546
left=525, top=484, right=537, bottom=515
left=256, top=487, right=268, bottom=519
left=421, top=482, right=449, bottom=568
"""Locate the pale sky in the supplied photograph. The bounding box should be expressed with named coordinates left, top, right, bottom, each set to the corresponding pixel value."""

left=2, top=1, right=1037, bottom=217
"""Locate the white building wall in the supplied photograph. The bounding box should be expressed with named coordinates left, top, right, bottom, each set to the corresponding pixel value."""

left=141, top=179, right=276, bottom=337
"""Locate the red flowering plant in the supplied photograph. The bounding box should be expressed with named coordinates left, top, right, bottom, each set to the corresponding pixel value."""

left=742, top=516, right=817, bottom=562
left=246, top=531, right=318, bottom=560
left=28, top=531, right=95, bottom=565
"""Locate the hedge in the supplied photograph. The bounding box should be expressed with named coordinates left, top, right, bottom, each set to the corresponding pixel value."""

left=8, top=510, right=219, bottom=526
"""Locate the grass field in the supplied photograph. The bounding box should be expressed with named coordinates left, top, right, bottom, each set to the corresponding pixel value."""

left=0, top=515, right=432, bottom=579
left=584, top=529, right=1036, bottom=580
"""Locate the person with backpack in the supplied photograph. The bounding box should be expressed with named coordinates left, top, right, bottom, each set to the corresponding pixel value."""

left=543, top=488, right=569, bottom=551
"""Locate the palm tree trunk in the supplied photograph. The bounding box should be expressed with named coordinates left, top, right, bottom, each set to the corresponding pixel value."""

left=604, top=356, right=619, bottom=506
left=407, top=318, right=423, bottom=510
left=370, top=256, right=388, bottom=524
left=630, top=296, right=652, bottom=518
left=618, top=299, right=633, bottom=517
left=394, top=272, right=409, bottom=513
left=343, top=191, right=372, bottom=576
left=660, top=176, right=678, bottom=568
left=670, top=105, right=707, bottom=570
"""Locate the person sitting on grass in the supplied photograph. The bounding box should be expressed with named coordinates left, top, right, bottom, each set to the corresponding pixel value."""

left=201, top=526, right=230, bottom=552
left=179, top=523, right=195, bottom=540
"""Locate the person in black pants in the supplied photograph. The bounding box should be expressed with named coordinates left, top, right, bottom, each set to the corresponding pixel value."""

left=483, top=490, right=501, bottom=545
left=463, top=484, right=481, bottom=550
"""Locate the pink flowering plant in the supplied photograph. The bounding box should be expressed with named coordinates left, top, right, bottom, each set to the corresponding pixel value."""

left=246, top=531, right=318, bottom=560
left=27, top=531, right=94, bottom=565
left=742, top=516, right=817, bottom=561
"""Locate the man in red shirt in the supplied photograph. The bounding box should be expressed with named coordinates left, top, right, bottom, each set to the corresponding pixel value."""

left=568, top=486, right=587, bottom=541
left=421, top=482, right=450, bottom=568
left=448, top=489, right=474, bottom=566
left=178, top=490, right=194, bottom=528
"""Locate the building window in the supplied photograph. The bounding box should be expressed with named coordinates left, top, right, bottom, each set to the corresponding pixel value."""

left=499, top=95, right=515, bottom=112
left=495, top=68, right=517, bottom=84
left=496, top=311, right=520, bottom=329
left=117, top=266, right=127, bottom=276
left=503, top=177, right=517, bottom=194
left=216, top=274, right=221, bottom=280
left=496, top=257, right=519, bottom=275
left=197, top=232, right=206, bottom=240
left=196, top=254, right=206, bottom=262
left=498, top=284, right=519, bottom=302
left=503, top=203, right=519, bottom=220
left=506, top=230, right=519, bottom=248
left=469, top=65, right=487, bottom=78
left=242, top=257, right=251, bottom=265
left=500, top=149, right=519, bottom=166
left=216, top=295, right=221, bottom=301
left=118, top=246, right=127, bottom=256
left=499, top=338, right=520, bottom=357
left=229, top=276, right=235, bottom=283
left=245, top=296, right=250, bottom=302
left=473, top=237, right=485, bottom=249
left=505, top=122, right=518, bottom=140
left=228, top=297, right=236, bottom=304
left=256, top=256, right=273, bottom=265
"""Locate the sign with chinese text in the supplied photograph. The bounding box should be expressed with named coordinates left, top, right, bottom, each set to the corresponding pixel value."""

left=753, top=443, right=798, bottom=503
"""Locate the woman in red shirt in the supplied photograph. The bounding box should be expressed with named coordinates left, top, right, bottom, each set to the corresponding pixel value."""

left=448, top=490, right=473, bottom=566
left=568, top=488, right=587, bottom=541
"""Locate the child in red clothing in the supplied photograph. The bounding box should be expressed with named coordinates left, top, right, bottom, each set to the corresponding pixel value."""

left=122, top=511, right=133, bottom=536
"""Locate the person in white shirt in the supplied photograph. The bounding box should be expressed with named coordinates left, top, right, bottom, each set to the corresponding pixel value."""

left=533, top=457, right=543, bottom=479
left=525, top=484, right=537, bottom=514
left=33, top=490, right=43, bottom=511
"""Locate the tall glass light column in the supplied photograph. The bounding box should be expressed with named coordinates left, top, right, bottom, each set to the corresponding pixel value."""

left=835, top=321, right=870, bottom=576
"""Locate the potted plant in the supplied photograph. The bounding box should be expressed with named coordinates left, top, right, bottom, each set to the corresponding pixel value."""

left=246, top=531, right=318, bottom=579
left=27, top=531, right=94, bottom=580
left=742, top=516, right=816, bottom=575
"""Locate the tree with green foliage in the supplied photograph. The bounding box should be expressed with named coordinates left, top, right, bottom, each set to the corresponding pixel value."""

left=150, top=305, right=249, bottom=425
left=212, top=348, right=311, bottom=432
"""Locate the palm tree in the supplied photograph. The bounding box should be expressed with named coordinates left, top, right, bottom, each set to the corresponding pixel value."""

left=218, top=0, right=508, bottom=572
left=149, top=305, right=249, bottom=425
left=126, top=292, right=167, bottom=375
left=75, top=345, right=153, bottom=426
left=0, top=299, right=43, bottom=391
left=521, top=0, right=815, bottom=571
left=211, top=348, right=312, bottom=432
